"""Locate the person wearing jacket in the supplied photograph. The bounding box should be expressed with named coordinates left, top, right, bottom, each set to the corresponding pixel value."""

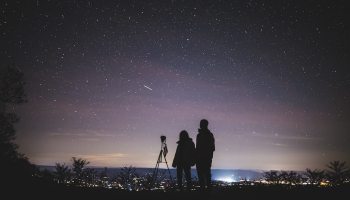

left=196, top=119, right=215, bottom=190
left=172, top=130, right=196, bottom=190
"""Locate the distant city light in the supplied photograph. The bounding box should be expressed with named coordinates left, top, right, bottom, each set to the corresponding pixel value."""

left=216, top=176, right=236, bottom=183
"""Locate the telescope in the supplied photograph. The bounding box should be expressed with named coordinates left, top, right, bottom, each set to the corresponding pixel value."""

left=160, top=135, right=166, bottom=143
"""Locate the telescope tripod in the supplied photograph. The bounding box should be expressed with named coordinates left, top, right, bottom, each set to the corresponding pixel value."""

left=152, top=137, right=173, bottom=187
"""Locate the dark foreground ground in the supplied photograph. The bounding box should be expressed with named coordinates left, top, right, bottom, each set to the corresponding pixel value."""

left=2, top=180, right=350, bottom=200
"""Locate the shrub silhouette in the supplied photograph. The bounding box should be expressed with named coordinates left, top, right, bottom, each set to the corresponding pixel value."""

left=117, top=166, right=139, bottom=191
left=326, top=160, right=349, bottom=186
left=305, top=168, right=325, bottom=185
left=264, top=170, right=280, bottom=184
left=55, top=163, right=71, bottom=184
left=71, top=157, right=96, bottom=186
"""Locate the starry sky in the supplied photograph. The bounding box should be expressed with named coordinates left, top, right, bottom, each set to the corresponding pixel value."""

left=1, top=0, right=349, bottom=170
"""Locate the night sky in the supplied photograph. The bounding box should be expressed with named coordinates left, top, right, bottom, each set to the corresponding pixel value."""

left=1, top=0, right=349, bottom=170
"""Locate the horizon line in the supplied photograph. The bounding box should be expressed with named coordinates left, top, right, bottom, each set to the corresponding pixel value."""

left=36, top=165, right=312, bottom=172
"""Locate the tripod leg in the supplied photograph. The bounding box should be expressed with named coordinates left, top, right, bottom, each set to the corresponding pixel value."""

left=152, top=150, right=163, bottom=187
left=163, top=156, right=173, bottom=183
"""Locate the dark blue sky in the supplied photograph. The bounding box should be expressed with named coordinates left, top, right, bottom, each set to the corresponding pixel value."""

left=1, top=0, right=349, bottom=170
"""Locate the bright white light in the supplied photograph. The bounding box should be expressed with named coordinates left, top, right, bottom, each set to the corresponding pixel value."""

left=143, top=85, right=153, bottom=91
left=217, top=176, right=236, bottom=183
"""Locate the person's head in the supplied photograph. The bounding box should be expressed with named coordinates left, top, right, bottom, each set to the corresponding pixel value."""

left=200, top=119, right=209, bottom=129
left=179, top=130, right=189, bottom=141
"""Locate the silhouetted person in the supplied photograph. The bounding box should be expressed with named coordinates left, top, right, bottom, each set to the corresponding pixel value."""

left=172, top=130, right=196, bottom=190
left=196, top=119, right=215, bottom=190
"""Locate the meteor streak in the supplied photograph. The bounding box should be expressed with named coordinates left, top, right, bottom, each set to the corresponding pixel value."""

left=143, top=85, right=153, bottom=91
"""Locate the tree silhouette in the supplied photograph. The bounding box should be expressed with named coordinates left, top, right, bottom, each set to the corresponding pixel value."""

left=0, top=65, right=26, bottom=161
left=117, top=166, right=139, bottom=191
left=72, top=157, right=90, bottom=186
left=0, top=64, right=34, bottom=182
left=264, top=170, right=280, bottom=184
left=55, top=163, right=71, bottom=184
left=305, top=168, right=325, bottom=185
left=326, top=160, right=349, bottom=186
left=284, top=171, right=301, bottom=185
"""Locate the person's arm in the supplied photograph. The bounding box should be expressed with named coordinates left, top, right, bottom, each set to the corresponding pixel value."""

left=172, top=146, right=179, bottom=167
left=212, top=134, right=215, bottom=152
left=213, top=136, right=215, bottom=151
left=191, top=141, right=196, bottom=166
left=196, top=133, right=199, bottom=150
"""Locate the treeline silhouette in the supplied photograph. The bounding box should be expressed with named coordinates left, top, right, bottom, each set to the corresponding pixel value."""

left=45, top=157, right=349, bottom=190
left=263, top=161, right=349, bottom=186
left=1, top=64, right=349, bottom=198
left=0, top=65, right=36, bottom=186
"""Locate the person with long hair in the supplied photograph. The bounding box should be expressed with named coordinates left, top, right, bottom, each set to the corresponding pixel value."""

left=172, top=130, right=196, bottom=190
